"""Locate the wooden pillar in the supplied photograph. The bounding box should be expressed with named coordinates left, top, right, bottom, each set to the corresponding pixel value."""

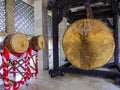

left=6, top=0, right=14, bottom=34
left=34, top=0, right=49, bottom=70
left=119, top=17, right=120, bottom=52
left=42, top=0, right=49, bottom=70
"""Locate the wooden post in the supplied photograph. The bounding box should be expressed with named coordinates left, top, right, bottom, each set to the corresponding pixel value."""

left=6, top=0, right=14, bottom=34
left=41, top=0, right=49, bottom=70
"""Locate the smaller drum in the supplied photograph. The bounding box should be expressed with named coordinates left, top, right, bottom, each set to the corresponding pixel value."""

left=29, top=35, right=45, bottom=50
left=4, top=33, right=29, bottom=53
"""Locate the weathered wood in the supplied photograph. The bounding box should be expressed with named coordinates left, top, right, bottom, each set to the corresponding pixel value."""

left=65, top=6, right=113, bottom=23
left=63, top=0, right=109, bottom=6
left=48, top=0, right=111, bottom=9
left=65, top=6, right=113, bottom=18
left=6, top=0, right=14, bottom=34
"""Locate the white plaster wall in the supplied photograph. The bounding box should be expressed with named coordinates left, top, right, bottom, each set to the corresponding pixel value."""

left=59, top=18, right=67, bottom=61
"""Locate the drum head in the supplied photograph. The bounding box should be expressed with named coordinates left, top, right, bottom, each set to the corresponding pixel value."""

left=29, top=35, right=45, bottom=50
left=37, top=35, right=45, bottom=49
left=10, top=33, right=29, bottom=53
left=62, top=19, right=115, bottom=70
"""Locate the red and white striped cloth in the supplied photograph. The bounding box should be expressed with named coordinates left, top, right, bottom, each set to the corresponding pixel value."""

left=1, top=48, right=39, bottom=90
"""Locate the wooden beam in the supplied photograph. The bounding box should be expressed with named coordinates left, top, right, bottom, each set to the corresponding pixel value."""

left=50, top=0, right=110, bottom=8
left=65, top=6, right=113, bottom=19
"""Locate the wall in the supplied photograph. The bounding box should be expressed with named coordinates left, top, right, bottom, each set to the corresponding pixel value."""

left=59, top=18, right=67, bottom=61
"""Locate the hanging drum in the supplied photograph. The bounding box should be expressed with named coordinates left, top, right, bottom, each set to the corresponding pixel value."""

left=4, top=33, right=29, bottom=53
left=29, top=35, right=45, bottom=50
left=62, top=19, right=115, bottom=70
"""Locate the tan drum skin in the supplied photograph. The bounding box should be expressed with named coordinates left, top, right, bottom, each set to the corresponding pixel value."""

left=62, top=19, right=115, bottom=70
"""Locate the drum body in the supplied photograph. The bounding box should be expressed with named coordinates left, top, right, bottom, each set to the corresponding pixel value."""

left=29, top=35, right=45, bottom=50
left=62, top=19, right=115, bottom=70
left=4, top=33, right=29, bottom=53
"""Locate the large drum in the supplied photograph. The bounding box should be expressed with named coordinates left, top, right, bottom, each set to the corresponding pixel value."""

left=29, top=35, right=45, bottom=50
left=62, top=19, right=115, bottom=70
left=4, top=33, right=29, bottom=53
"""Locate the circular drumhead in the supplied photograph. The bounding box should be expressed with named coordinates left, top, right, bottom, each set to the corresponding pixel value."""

left=37, top=35, right=45, bottom=49
left=62, top=19, right=115, bottom=70
left=10, top=33, right=29, bottom=53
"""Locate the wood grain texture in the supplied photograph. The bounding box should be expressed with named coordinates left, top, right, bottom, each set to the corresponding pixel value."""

left=4, top=33, right=29, bottom=53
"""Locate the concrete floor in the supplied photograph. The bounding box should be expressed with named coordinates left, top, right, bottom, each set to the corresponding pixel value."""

left=19, top=70, right=120, bottom=90
left=18, top=54, right=120, bottom=90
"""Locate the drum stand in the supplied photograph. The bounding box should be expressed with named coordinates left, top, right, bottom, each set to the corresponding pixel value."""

left=48, top=0, right=120, bottom=85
